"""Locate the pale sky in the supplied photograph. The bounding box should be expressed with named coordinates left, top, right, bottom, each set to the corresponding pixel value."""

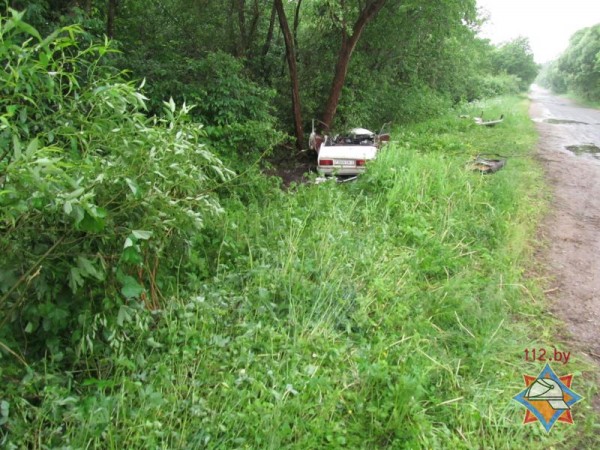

left=477, top=0, right=600, bottom=63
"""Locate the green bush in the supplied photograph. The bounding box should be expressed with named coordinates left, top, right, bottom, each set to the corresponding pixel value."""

left=0, top=10, right=231, bottom=359
left=491, top=37, right=539, bottom=92
left=114, top=50, right=287, bottom=160
left=476, top=74, right=521, bottom=98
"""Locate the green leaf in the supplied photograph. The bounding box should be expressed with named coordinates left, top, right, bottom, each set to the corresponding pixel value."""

left=121, top=247, right=143, bottom=264
left=0, top=400, right=9, bottom=426
left=69, top=267, right=84, bottom=292
left=87, top=205, right=107, bottom=219
left=167, top=97, right=176, bottom=112
left=72, top=205, right=85, bottom=225
left=15, top=20, right=42, bottom=40
left=64, top=187, right=85, bottom=200
left=125, top=178, right=139, bottom=196
left=77, top=211, right=105, bottom=232
left=117, top=305, right=132, bottom=326
left=13, top=135, right=21, bottom=160
left=121, top=276, right=143, bottom=299
left=132, top=230, right=152, bottom=240
left=146, top=337, right=163, bottom=348
left=77, top=256, right=104, bottom=280
left=25, top=138, right=39, bottom=156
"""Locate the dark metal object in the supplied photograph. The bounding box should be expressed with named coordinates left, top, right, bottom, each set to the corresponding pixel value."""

left=470, top=154, right=506, bottom=174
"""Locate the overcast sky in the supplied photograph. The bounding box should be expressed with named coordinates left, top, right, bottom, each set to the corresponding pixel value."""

left=476, top=0, right=600, bottom=63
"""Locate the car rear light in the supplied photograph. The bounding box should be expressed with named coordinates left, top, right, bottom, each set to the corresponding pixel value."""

left=319, top=159, right=333, bottom=166
left=356, top=160, right=366, bottom=166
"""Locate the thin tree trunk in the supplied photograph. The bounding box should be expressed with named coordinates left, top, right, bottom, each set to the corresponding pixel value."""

left=261, top=1, right=277, bottom=82
left=262, top=1, right=277, bottom=58
left=236, top=0, right=246, bottom=57
left=293, top=0, right=302, bottom=60
left=106, top=0, right=117, bottom=39
left=234, top=0, right=260, bottom=57
left=320, top=0, right=388, bottom=130
left=274, top=0, right=303, bottom=150
left=228, top=0, right=237, bottom=55
left=247, top=0, right=260, bottom=50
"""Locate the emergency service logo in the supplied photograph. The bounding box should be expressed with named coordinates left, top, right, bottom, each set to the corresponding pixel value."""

left=513, top=363, right=583, bottom=432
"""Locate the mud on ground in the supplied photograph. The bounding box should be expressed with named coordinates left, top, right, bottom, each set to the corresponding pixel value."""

left=530, top=86, right=600, bottom=410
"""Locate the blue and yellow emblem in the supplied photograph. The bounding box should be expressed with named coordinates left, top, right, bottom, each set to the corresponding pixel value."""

left=513, top=363, right=583, bottom=432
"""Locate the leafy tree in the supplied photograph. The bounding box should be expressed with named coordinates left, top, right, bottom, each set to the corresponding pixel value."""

left=297, top=0, right=483, bottom=127
left=491, top=37, right=539, bottom=91
left=558, top=25, right=600, bottom=100
left=317, top=0, right=388, bottom=130
left=537, top=24, right=600, bottom=101
left=6, top=0, right=526, bottom=153
left=536, top=60, right=568, bottom=94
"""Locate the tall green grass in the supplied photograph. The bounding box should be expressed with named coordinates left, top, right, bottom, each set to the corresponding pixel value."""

left=2, top=96, right=598, bottom=449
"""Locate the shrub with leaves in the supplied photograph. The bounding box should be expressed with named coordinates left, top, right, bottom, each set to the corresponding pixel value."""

left=115, top=49, right=287, bottom=162
left=0, top=9, right=232, bottom=360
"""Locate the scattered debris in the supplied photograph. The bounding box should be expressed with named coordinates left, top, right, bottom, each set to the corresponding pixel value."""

left=315, top=175, right=358, bottom=184
left=468, top=154, right=506, bottom=174
left=474, top=112, right=504, bottom=127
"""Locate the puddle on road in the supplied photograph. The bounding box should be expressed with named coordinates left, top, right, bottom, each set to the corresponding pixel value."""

left=565, top=144, right=600, bottom=159
left=544, top=118, right=589, bottom=125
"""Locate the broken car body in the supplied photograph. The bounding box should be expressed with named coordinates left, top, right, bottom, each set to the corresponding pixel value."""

left=309, top=122, right=390, bottom=176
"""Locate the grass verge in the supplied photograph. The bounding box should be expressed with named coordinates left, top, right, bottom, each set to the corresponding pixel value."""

left=562, top=91, right=600, bottom=109
left=1, top=95, right=598, bottom=449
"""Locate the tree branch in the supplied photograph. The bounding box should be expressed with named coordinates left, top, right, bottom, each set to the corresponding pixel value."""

left=320, top=0, right=388, bottom=130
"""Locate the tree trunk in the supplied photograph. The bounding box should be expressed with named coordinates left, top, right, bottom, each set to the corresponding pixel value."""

left=293, top=0, right=302, bottom=60
left=261, top=1, right=277, bottom=82
left=262, top=2, right=277, bottom=58
left=320, top=0, right=388, bottom=130
left=274, top=0, right=304, bottom=150
left=106, top=0, right=117, bottom=39
left=247, top=0, right=260, bottom=51
left=234, top=0, right=260, bottom=58
left=235, top=0, right=246, bottom=57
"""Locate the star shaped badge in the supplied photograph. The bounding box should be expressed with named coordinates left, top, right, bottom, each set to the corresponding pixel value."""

left=513, top=363, right=583, bottom=432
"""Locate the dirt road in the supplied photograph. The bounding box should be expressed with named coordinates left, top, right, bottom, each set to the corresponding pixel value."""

left=529, top=85, right=600, bottom=369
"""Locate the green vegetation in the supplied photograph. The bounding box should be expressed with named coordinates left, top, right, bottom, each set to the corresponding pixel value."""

left=490, top=37, right=539, bottom=92
left=3, top=87, right=598, bottom=447
left=0, top=12, right=232, bottom=361
left=0, top=6, right=596, bottom=450
left=537, top=24, right=600, bottom=102
left=8, top=0, right=536, bottom=142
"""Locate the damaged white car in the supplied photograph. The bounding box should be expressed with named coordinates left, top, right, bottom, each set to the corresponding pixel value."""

left=309, top=123, right=390, bottom=176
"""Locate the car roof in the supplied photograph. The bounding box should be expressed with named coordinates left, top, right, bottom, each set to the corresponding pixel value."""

left=350, top=128, right=374, bottom=135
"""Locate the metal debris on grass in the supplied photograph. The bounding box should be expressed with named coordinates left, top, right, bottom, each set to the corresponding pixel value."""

left=469, top=154, right=506, bottom=174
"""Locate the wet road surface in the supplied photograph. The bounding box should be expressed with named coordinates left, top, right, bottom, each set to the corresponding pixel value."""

left=529, top=85, right=600, bottom=377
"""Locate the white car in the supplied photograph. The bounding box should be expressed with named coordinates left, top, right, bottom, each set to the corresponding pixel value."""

left=310, top=125, right=390, bottom=176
